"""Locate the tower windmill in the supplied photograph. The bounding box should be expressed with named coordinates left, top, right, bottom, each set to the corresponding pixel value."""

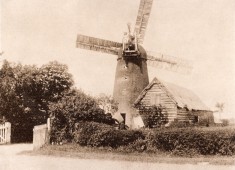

left=76, top=0, right=192, bottom=128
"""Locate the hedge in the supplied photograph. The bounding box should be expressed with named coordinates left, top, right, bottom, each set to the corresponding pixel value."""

left=74, top=121, right=144, bottom=148
left=152, top=128, right=235, bottom=156
left=72, top=122, right=235, bottom=156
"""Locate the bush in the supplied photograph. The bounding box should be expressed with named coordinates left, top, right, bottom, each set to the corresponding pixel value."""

left=168, top=119, right=196, bottom=128
left=74, top=121, right=114, bottom=146
left=74, top=121, right=145, bottom=148
left=152, top=127, right=235, bottom=156
left=221, top=119, right=229, bottom=126
left=139, top=106, right=168, bottom=128
left=120, top=138, right=149, bottom=153
left=52, top=115, right=235, bottom=156
left=74, top=124, right=235, bottom=156
left=49, top=89, right=116, bottom=143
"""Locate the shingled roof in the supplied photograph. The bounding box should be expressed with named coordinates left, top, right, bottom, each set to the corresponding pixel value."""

left=134, top=77, right=210, bottom=111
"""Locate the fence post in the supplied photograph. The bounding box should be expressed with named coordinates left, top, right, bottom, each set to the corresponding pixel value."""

left=5, top=122, right=11, bottom=144
left=0, top=124, right=2, bottom=143
left=47, top=118, right=51, bottom=144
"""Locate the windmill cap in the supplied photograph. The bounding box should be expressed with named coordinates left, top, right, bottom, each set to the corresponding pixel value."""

left=130, top=35, right=135, bottom=40
left=117, top=45, right=147, bottom=60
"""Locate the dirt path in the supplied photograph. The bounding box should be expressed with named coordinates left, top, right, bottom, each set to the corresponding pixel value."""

left=0, top=144, right=234, bottom=170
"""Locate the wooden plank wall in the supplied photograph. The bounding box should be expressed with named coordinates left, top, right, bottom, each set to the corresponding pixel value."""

left=177, top=108, right=214, bottom=125
left=177, top=108, right=192, bottom=122
left=138, top=82, right=177, bottom=122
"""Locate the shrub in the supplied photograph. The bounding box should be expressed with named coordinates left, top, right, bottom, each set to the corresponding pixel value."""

left=139, top=105, right=168, bottom=128
left=49, top=89, right=116, bottom=142
left=121, top=138, right=149, bottom=153
left=152, top=127, right=235, bottom=156
left=168, top=119, right=196, bottom=128
left=74, top=121, right=114, bottom=146
left=221, top=119, right=229, bottom=126
left=74, top=121, right=145, bottom=148
left=71, top=122, right=235, bottom=156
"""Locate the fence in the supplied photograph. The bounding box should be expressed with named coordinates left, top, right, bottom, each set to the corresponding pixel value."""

left=0, top=122, right=11, bottom=144
left=33, top=118, right=50, bottom=150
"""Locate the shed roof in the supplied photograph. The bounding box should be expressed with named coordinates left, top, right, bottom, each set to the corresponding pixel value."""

left=134, top=77, right=210, bottom=111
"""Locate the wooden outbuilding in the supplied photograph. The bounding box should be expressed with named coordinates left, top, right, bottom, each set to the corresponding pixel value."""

left=134, top=77, right=214, bottom=126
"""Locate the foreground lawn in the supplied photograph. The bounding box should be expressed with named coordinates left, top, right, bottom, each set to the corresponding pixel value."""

left=24, top=144, right=235, bottom=165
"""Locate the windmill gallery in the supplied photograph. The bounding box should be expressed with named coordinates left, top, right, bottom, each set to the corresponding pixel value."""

left=76, top=0, right=213, bottom=129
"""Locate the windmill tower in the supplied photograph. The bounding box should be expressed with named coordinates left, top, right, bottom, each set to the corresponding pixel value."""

left=76, top=0, right=192, bottom=128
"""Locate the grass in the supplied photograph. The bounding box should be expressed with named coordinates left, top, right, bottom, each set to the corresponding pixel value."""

left=22, top=143, right=235, bottom=166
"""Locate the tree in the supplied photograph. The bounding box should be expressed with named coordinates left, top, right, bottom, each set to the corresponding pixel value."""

left=0, top=60, right=74, bottom=142
left=49, top=89, right=116, bottom=142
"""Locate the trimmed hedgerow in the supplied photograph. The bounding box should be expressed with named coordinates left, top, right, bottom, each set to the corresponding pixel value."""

left=74, top=121, right=144, bottom=148
left=152, top=127, right=235, bottom=156
left=72, top=122, right=235, bottom=156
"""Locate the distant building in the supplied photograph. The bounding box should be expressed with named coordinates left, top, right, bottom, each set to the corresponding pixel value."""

left=133, top=77, right=214, bottom=127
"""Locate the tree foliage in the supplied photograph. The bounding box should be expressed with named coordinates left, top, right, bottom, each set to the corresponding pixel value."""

left=139, top=106, right=168, bottom=128
left=49, top=89, right=116, bottom=143
left=0, top=60, right=73, bottom=142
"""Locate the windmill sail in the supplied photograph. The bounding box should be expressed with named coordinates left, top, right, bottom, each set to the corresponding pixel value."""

left=76, top=34, right=122, bottom=55
left=147, top=52, right=193, bottom=74
left=135, top=0, right=153, bottom=44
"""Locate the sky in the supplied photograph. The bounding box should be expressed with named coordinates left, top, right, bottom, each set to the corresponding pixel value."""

left=1, top=0, right=235, bottom=118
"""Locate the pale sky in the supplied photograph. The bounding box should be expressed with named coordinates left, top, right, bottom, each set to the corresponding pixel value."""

left=1, top=0, right=235, bottom=118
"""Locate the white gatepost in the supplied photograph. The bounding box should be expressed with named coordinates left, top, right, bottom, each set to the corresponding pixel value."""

left=5, top=122, right=11, bottom=143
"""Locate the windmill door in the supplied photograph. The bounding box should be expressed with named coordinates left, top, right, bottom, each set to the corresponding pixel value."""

left=120, top=113, right=126, bottom=124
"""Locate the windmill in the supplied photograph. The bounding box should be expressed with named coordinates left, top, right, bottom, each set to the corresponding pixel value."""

left=76, top=0, right=192, bottom=128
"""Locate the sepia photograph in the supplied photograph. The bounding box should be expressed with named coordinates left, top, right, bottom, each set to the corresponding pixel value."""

left=0, top=0, right=235, bottom=169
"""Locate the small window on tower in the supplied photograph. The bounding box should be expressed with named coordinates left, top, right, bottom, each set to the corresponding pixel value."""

left=150, top=93, right=161, bottom=106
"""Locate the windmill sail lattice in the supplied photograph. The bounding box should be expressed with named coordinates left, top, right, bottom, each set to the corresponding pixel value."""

left=76, top=34, right=122, bottom=55
left=147, top=52, right=193, bottom=74
left=135, top=0, right=153, bottom=44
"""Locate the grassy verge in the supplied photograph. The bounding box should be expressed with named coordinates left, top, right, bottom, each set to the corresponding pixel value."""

left=22, top=143, right=235, bottom=165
